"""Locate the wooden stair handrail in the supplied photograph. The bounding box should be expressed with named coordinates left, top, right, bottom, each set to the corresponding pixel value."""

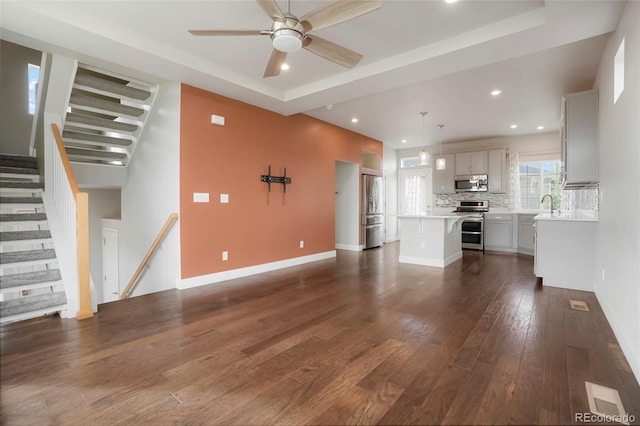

left=51, top=123, right=93, bottom=319
left=51, top=123, right=79, bottom=195
left=121, top=213, right=179, bottom=299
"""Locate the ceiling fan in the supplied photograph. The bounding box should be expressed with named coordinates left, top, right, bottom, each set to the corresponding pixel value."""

left=189, top=0, right=382, bottom=78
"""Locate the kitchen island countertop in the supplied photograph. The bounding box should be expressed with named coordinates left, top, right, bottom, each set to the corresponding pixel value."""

left=534, top=210, right=598, bottom=222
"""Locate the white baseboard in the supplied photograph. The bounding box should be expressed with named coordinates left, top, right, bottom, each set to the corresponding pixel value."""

left=595, top=286, right=640, bottom=383
left=399, top=251, right=462, bottom=268
left=335, top=243, right=361, bottom=251
left=178, top=251, right=337, bottom=290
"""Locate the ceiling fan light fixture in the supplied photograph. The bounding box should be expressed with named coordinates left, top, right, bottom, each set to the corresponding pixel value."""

left=272, top=29, right=303, bottom=53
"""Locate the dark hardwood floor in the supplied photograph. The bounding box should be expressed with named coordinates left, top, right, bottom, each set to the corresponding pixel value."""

left=1, top=243, right=639, bottom=425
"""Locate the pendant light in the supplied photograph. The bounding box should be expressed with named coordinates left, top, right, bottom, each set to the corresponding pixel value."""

left=419, top=112, right=431, bottom=166
left=436, top=124, right=446, bottom=170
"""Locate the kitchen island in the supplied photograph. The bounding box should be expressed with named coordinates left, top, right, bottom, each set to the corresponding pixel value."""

left=534, top=210, right=598, bottom=291
left=398, top=214, right=463, bottom=268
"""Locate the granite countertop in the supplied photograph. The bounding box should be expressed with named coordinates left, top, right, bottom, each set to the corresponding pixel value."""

left=534, top=210, right=599, bottom=222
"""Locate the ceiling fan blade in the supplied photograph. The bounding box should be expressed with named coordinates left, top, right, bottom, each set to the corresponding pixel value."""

left=264, top=49, right=288, bottom=78
left=303, top=35, right=363, bottom=69
left=300, top=0, right=382, bottom=32
left=256, top=0, right=285, bottom=22
left=189, top=30, right=266, bottom=36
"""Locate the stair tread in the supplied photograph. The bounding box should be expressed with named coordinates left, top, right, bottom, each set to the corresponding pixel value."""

left=0, top=230, right=51, bottom=241
left=63, top=130, right=132, bottom=146
left=70, top=92, right=145, bottom=117
left=0, top=249, right=56, bottom=264
left=0, top=269, right=62, bottom=289
left=0, top=166, right=39, bottom=175
left=65, top=112, right=139, bottom=132
left=0, top=182, right=43, bottom=190
left=65, top=147, right=127, bottom=160
left=0, top=213, right=47, bottom=222
left=0, top=155, right=37, bottom=170
left=0, top=292, right=67, bottom=318
left=75, top=69, right=152, bottom=101
left=0, top=197, right=43, bottom=204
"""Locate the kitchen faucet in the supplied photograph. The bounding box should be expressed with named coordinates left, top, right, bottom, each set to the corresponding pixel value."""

left=541, top=194, right=554, bottom=214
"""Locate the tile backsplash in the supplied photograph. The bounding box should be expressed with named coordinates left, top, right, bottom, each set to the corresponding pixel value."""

left=434, top=192, right=510, bottom=209
left=435, top=188, right=599, bottom=211
left=561, top=188, right=599, bottom=211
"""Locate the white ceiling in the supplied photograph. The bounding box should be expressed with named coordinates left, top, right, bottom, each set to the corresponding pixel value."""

left=0, top=0, right=625, bottom=149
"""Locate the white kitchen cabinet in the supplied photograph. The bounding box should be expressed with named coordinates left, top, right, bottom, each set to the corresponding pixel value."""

left=433, top=154, right=455, bottom=194
left=534, top=216, right=597, bottom=291
left=488, top=148, right=506, bottom=193
left=517, top=214, right=536, bottom=256
left=455, top=151, right=487, bottom=176
left=484, top=214, right=516, bottom=252
left=561, top=90, right=599, bottom=187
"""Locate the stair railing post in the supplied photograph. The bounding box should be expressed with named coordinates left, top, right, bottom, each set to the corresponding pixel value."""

left=75, top=191, right=92, bottom=319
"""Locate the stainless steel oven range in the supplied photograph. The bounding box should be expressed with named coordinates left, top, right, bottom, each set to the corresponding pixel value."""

left=453, top=200, right=489, bottom=250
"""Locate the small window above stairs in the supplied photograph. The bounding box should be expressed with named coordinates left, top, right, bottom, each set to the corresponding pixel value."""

left=62, top=64, right=158, bottom=167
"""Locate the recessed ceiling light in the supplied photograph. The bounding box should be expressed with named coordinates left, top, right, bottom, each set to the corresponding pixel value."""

left=351, top=118, right=359, bottom=123
left=537, top=125, right=545, bottom=130
left=491, top=89, right=502, bottom=96
left=401, top=139, right=407, bottom=144
left=280, top=63, right=290, bottom=71
left=444, top=0, right=458, bottom=3
left=510, top=124, right=518, bottom=129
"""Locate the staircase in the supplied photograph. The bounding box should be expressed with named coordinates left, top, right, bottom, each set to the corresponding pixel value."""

left=0, top=154, right=67, bottom=323
left=62, top=64, right=157, bottom=166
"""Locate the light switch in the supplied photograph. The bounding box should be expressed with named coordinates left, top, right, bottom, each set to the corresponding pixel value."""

left=220, top=194, right=229, bottom=203
left=193, top=192, right=209, bottom=203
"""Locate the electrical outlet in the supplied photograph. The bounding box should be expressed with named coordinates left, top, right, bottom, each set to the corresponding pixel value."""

left=222, top=251, right=228, bottom=261
left=299, top=240, right=304, bottom=248
left=601, top=268, right=605, bottom=280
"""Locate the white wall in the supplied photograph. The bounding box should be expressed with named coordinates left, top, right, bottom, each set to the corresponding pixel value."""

left=383, top=145, right=398, bottom=242
left=119, top=82, right=181, bottom=297
left=335, top=161, right=360, bottom=250
left=85, top=189, right=121, bottom=304
left=593, top=0, right=640, bottom=381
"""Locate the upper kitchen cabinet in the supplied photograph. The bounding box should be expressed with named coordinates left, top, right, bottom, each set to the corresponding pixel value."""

left=488, top=148, right=506, bottom=193
left=455, top=151, right=487, bottom=176
left=561, top=90, right=599, bottom=188
left=433, top=154, right=455, bottom=194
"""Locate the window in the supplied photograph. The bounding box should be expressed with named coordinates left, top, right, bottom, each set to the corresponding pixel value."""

left=398, top=169, right=431, bottom=215
left=400, top=156, right=421, bottom=169
left=28, top=63, right=40, bottom=115
left=519, top=160, right=562, bottom=210
left=614, top=37, right=625, bottom=104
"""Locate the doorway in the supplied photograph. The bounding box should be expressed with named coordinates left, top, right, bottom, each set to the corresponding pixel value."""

left=102, top=227, right=120, bottom=303
left=335, top=161, right=360, bottom=251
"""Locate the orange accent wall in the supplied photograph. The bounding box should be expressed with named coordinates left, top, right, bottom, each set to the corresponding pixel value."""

left=180, top=84, right=382, bottom=279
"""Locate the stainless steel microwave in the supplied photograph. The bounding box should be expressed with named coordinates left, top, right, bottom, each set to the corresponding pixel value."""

left=454, top=174, right=488, bottom=192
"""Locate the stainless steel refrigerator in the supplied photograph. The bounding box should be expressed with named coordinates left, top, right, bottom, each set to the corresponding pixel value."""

left=362, top=174, right=384, bottom=249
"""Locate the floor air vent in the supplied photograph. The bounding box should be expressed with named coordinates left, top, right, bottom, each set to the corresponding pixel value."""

left=585, top=381, right=629, bottom=425
left=570, top=299, right=589, bottom=311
